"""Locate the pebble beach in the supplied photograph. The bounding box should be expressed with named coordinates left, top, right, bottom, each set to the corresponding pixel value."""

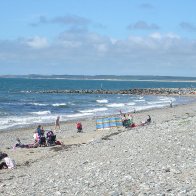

left=0, top=101, right=196, bottom=196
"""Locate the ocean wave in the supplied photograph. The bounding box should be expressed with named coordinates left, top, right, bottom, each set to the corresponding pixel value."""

left=20, top=90, right=32, bottom=93
left=147, top=101, right=171, bottom=105
left=106, top=103, right=125, bottom=107
left=29, top=102, right=48, bottom=106
left=159, top=97, right=176, bottom=102
left=134, top=99, right=145, bottom=102
left=0, top=115, right=57, bottom=130
left=79, top=107, right=108, bottom=113
left=66, top=113, right=93, bottom=118
left=126, top=102, right=136, bottom=106
left=96, top=99, right=108, bottom=103
left=52, top=103, right=67, bottom=107
left=134, top=104, right=166, bottom=111
left=30, top=111, right=51, bottom=115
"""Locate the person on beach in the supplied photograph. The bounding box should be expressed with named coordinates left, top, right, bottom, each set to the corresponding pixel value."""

left=140, top=115, right=151, bottom=126
left=0, top=153, right=16, bottom=169
left=170, top=100, right=173, bottom=108
left=46, top=130, right=56, bottom=146
left=0, top=153, right=8, bottom=170
left=76, top=122, right=82, bottom=133
left=14, top=138, right=39, bottom=149
left=37, top=125, right=42, bottom=136
left=36, top=125, right=46, bottom=146
left=146, top=115, right=151, bottom=124
left=55, top=116, right=60, bottom=131
left=0, top=161, right=8, bottom=169
left=33, top=131, right=39, bottom=142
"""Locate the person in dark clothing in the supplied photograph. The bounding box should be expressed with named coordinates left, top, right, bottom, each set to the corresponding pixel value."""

left=37, top=125, right=42, bottom=136
left=146, top=115, right=151, bottom=124
left=0, top=153, right=8, bottom=170
left=36, top=125, right=46, bottom=146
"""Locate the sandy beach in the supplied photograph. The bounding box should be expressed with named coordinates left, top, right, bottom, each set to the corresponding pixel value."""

left=0, top=102, right=196, bottom=195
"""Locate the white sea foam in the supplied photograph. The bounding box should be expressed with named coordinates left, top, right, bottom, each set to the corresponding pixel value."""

left=134, top=104, right=166, bottom=111
left=66, top=113, right=93, bottom=118
left=20, top=90, right=31, bottom=93
left=0, top=115, right=57, bottom=130
left=96, top=99, right=108, bottom=103
left=79, top=108, right=108, bottom=113
left=30, top=111, right=51, bottom=115
left=107, top=103, right=125, bottom=107
left=135, top=99, right=145, bottom=102
left=148, top=97, right=176, bottom=105
left=52, top=103, right=67, bottom=107
left=147, top=101, right=170, bottom=105
left=30, top=103, right=48, bottom=106
left=159, top=97, right=176, bottom=102
left=126, top=102, right=136, bottom=106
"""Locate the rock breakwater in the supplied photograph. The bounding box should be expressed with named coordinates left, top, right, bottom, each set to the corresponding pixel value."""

left=37, top=88, right=196, bottom=95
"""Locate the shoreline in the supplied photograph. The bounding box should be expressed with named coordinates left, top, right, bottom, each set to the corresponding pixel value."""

left=1, top=99, right=196, bottom=149
left=1, top=94, right=195, bottom=133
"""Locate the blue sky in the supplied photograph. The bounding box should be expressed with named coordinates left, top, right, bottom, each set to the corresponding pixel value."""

left=0, top=0, right=196, bottom=76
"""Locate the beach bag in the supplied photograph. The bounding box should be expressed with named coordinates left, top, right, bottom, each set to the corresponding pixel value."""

left=55, top=141, right=62, bottom=145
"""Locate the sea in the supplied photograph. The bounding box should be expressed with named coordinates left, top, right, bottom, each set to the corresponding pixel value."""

left=0, top=77, right=196, bottom=130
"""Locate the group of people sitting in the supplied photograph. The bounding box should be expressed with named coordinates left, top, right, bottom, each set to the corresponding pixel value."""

left=13, top=125, right=59, bottom=149
left=34, top=125, right=57, bottom=147
left=120, top=111, right=151, bottom=128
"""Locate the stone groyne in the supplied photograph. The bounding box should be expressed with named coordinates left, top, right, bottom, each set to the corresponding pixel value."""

left=37, top=88, right=196, bottom=95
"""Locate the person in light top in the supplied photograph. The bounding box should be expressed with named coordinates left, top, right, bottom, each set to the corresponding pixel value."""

left=55, top=116, right=60, bottom=131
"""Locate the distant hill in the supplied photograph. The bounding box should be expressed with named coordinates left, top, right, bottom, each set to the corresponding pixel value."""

left=0, top=74, right=196, bottom=81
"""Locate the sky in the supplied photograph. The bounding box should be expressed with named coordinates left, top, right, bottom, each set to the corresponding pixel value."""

left=0, top=0, right=196, bottom=77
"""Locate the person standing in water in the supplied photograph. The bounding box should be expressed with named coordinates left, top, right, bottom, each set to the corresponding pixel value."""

left=55, top=116, right=60, bottom=131
left=170, top=100, right=173, bottom=108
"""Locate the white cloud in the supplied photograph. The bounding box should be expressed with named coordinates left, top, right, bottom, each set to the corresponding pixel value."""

left=149, top=32, right=162, bottom=40
left=0, top=31, right=196, bottom=76
left=25, top=36, right=49, bottom=49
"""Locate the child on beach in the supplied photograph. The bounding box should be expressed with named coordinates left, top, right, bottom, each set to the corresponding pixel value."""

left=76, top=122, right=82, bottom=133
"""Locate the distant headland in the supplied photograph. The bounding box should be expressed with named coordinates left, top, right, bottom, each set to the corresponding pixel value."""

left=1, top=74, right=196, bottom=82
